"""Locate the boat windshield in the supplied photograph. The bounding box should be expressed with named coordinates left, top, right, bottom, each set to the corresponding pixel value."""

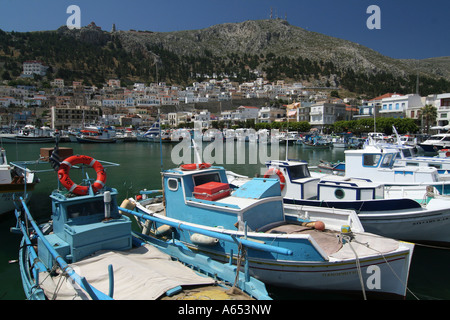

left=288, top=164, right=311, bottom=179
left=67, top=199, right=108, bottom=219
left=193, top=172, right=221, bottom=186
left=363, top=154, right=381, bottom=167
left=401, top=148, right=414, bottom=158
left=380, top=154, right=395, bottom=168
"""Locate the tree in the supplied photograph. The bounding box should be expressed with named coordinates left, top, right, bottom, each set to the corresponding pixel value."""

left=418, top=104, right=437, bottom=134
left=1, top=70, right=11, bottom=80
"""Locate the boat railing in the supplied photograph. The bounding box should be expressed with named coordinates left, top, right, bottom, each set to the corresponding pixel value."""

left=119, top=206, right=293, bottom=283
left=119, top=206, right=292, bottom=256
left=14, top=197, right=113, bottom=300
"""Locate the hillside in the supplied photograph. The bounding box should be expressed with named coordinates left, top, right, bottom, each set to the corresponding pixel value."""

left=1, top=19, right=450, bottom=98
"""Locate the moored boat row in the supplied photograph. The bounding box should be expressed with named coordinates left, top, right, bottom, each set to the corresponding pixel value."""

left=8, top=128, right=450, bottom=300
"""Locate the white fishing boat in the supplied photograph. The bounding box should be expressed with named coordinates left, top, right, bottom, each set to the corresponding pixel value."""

left=0, top=125, right=55, bottom=144
left=0, top=148, right=38, bottom=215
left=256, top=159, right=450, bottom=246
left=122, top=163, right=415, bottom=299
left=344, top=143, right=450, bottom=194
left=76, top=126, right=121, bottom=143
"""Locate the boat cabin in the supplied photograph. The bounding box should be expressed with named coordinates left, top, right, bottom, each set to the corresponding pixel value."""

left=38, top=187, right=131, bottom=269
left=264, top=160, right=384, bottom=202
left=344, top=145, right=440, bottom=184
left=162, top=165, right=284, bottom=232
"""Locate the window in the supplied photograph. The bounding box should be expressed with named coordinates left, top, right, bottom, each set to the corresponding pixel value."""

left=288, top=165, right=311, bottom=179
left=193, top=173, right=221, bottom=186
left=380, top=154, right=395, bottom=168
left=334, top=189, right=345, bottom=199
left=363, top=154, right=381, bottom=167
left=167, top=178, right=179, bottom=191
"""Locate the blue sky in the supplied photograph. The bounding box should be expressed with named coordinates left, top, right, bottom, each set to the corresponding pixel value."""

left=0, top=0, right=448, bottom=60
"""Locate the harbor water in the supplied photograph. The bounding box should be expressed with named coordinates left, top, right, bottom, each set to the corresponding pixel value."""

left=1, top=141, right=450, bottom=300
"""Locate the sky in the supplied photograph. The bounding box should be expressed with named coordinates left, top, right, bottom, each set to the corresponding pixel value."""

left=0, top=0, right=449, bottom=60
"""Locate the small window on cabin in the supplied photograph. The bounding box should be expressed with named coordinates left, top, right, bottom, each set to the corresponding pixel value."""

left=334, top=188, right=345, bottom=199
left=67, top=200, right=104, bottom=219
left=380, top=154, right=394, bottom=168
left=363, top=154, right=381, bottom=167
left=428, top=164, right=442, bottom=169
left=193, top=173, right=221, bottom=186
left=167, top=178, right=179, bottom=191
left=289, top=165, right=311, bottom=179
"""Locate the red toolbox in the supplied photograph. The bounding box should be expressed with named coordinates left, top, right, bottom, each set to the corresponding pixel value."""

left=193, top=182, right=231, bottom=201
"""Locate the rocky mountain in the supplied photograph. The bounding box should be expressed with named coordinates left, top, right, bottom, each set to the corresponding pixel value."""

left=1, top=19, right=450, bottom=98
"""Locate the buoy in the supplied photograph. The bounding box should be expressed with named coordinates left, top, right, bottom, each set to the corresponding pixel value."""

left=190, top=233, right=219, bottom=246
left=119, top=199, right=135, bottom=214
left=302, top=220, right=325, bottom=231
left=155, top=224, right=172, bottom=237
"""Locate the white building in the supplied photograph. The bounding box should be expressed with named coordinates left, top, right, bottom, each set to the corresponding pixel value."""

left=22, top=61, right=48, bottom=76
left=194, top=110, right=211, bottom=128
left=426, top=93, right=450, bottom=126
left=102, top=99, right=126, bottom=108
left=379, top=93, right=423, bottom=119
left=258, top=106, right=285, bottom=123
left=233, top=106, right=259, bottom=121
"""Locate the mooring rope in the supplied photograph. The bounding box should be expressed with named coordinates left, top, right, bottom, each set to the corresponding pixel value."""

left=345, top=236, right=367, bottom=300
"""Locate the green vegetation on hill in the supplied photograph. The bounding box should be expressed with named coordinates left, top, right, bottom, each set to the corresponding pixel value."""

left=1, top=22, right=450, bottom=98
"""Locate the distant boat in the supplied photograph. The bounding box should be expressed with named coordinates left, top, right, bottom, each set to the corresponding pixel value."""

left=136, top=120, right=170, bottom=143
left=76, top=126, right=121, bottom=144
left=302, top=140, right=331, bottom=149
left=418, top=133, right=450, bottom=153
left=0, top=125, right=55, bottom=144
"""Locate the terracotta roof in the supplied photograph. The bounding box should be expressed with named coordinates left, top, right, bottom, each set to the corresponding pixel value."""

left=369, top=93, right=403, bottom=101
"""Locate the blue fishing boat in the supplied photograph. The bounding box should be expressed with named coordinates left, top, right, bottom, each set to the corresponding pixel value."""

left=123, top=163, right=415, bottom=299
left=11, top=155, right=271, bottom=300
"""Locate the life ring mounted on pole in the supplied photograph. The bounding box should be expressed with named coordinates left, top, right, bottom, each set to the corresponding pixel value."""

left=263, top=168, right=286, bottom=191
left=58, top=155, right=107, bottom=195
left=180, top=163, right=212, bottom=171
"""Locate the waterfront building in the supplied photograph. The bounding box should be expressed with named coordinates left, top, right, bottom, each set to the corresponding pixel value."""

left=51, top=106, right=99, bottom=130
left=258, top=106, right=285, bottom=123
left=425, top=93, right=450, bottom=127
left=379, top=93, right=423, bottom=119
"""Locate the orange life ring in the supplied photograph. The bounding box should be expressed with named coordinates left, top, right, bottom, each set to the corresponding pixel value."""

left=442, top=149, right=450, bottom=157
left=180, top=163, right=212, bottom=171
left=263, top=168, right=286, bottom=191
left=57, top=155, right=106, bottom=195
